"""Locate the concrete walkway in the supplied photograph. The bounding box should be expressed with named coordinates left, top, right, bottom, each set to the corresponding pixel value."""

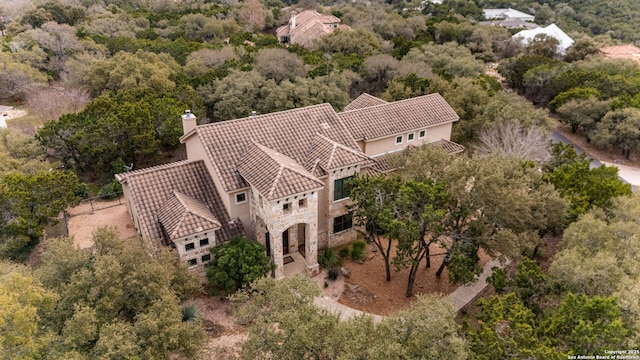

left=313, top=296, right=386, bottom=323
left=447, top=258, right=506, bottom=311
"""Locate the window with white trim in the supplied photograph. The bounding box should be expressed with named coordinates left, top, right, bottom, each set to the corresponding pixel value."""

left=199, top=238, right=209, bottom=247
left=407, top=133, right=415, bottom=141
left=395, top=135, right=403, bottom=145
left=235, top=192, right=247, bottom=204
left=418, top=129, right=426, bottom=138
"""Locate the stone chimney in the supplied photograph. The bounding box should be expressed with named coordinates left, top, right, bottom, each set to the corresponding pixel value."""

left=181, top=110, right=197, bottom=135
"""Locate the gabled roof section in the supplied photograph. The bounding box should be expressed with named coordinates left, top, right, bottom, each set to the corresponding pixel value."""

left=115, top=160, right=243, bottom=243
left=238, top=141, right=324, bottom=201
left=305, top=133, right=371, bottom=172
left=187, top=103, right=361, bottom=193
left=513, top=24, right=574, bottom=54
left=158, top=190, right=221, bottom=241
left=344, top=93, right=388, bottom=112
left=338, top=93, right=460, bottom=141
left=367, top=139, right=465, bottom=175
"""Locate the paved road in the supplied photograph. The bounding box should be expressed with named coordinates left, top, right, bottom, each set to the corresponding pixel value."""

left=551, top=130, right=638, bottom=191
left=550, top=130, right=602, bottom=169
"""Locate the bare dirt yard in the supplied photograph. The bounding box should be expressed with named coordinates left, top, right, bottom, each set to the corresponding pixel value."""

left=331, top=240, right=490, bottom=316
left=67, top=199, right=137, bottom=248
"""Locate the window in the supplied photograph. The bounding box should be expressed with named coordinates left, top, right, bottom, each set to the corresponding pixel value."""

left=188, top=258, right=197, bottom=266
left=199, top=238, right=209, bottom=247
left=201, top=254, right=211, bottom=263
left=298, top=198, right=307, bottom=208
left=407, top=133, right=415, bottom=141
left=283, top=202, right=291, bottom=212
left=395, top=135, right=403, bottom=145
left=334, top=176, right=354, bottom=201
left=418, top=129, right=426, bottom=138
left=333, top=214, right=353, bottom=233
left=235, top=192, right=247, bottom=204
left=185, top=242, right=195, bottom=251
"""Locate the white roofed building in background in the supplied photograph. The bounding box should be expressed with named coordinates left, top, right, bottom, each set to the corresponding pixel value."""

left=483, top=8, right=535, bottom=22
left=513, top=24, right=575, bottom=55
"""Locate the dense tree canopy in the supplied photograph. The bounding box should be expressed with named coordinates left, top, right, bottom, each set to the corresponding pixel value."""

left=233, top=276, right=468, bottom=360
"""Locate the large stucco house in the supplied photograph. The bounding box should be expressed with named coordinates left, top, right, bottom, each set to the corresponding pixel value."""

left=276, top=9, right=350, bottom=48
left=116, top=93, right=463, bottom=279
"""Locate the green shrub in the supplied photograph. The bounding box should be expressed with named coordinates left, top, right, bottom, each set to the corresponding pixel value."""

left=181, top=304, right=200, bottom=322
left=327, top=268, right=339, bottom=281
left=207, top=236, right=275, bottom=293
left=98, top=179, right=122, bottom=199
left=318, top=249, right=341, bottom=269
left=338, top=247, right=350, bottom=259
left=350, top=241, right=366, bottom=261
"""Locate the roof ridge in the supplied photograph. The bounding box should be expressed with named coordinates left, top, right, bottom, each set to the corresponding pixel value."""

left=316, top=133, right=369, bottom=158
left=267, top=166, right=284, bottom=199
left=253, top=141, right=320, bottom=183
left=342, top=93, right=439, bottom=114
left=117, top=160, right=193, bottom=179
left=196, top=103, right=336, bottom=130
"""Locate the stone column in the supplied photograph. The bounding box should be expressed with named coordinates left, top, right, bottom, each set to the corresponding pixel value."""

left=305, top=222, right=320, bottom=276
left=272, top=231, right=284, bottom=279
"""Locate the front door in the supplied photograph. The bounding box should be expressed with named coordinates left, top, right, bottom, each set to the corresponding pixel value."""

left=282, top=230, right=289, bottom=255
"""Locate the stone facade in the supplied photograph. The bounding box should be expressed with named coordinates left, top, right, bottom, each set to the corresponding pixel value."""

left=174, top=230, right=215, bottom=277
left=250, top=185, right=320, bottom=279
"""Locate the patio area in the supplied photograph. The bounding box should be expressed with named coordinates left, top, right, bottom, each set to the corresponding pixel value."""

left=283, top=251, right=308, bottom=277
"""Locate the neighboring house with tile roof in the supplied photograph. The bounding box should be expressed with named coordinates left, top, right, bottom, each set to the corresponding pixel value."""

left=600, top=44, right=640, bottom=61
left=276, top=9, right=349, bottom=48
left=117, top=94, right=462, bottom=278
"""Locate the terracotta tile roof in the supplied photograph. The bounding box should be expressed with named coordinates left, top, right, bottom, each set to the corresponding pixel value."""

left=344, top=93, right=387, bottom=112
left=366, top=139, right=465, bottom=175
left=305, top=133, right=372, bottom=172
left=187, top=103, right=361, bottom=193
left=238, top=142, right=325, bottom=200
left=116, top=160, right=243, bottom=244
left=427, top=139, right=465, bottom=154
left=338, top=93, right=460, bottom=141
left=600, top=44, right=640, bottom=59
left=157, top=190, right=222, bottom=241
left=276, top=10, right=346, bottom=48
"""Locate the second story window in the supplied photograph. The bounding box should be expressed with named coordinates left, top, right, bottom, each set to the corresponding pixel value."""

left=200, top=238, right=209, bottom=247
left=334, top=176, right=354, bottom=201
left=235, top=192, right=247, bottom=204
left=283, top=202, right=291, bottom=212
left=395, top=135, right=403, bottom=145
left=185, top=242, right=195, bottom=251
